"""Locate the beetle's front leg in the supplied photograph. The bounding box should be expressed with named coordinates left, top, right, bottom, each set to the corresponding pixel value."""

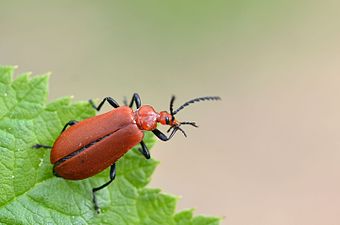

left=89, top=97, right=120, bottom=112
left=92, top=163, right=116, bottom=213
left=152, top=128, right=178, bottom=141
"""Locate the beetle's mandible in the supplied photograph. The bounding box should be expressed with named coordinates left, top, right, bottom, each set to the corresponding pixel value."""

left=33, top=93, right=221, bottom=213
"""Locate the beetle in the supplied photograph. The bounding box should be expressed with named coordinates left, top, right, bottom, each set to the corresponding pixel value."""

left=33, top=93, right=220, bottom=213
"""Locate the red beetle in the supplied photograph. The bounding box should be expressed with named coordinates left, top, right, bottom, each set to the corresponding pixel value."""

left=34, top=94, right=220, bottom=212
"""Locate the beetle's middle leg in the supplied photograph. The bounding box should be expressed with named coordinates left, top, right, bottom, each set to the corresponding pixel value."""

left=123, top=93, right=141, bottom=109
left=128, top=93, right=141, bottom=109
left=89, top=97, right=120, bottom=111
left=92, top=163, right=116, bottom=213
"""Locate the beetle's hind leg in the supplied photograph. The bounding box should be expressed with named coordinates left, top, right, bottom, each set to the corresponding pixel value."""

left=33, top=120, right=78, bottom=148
left=92, top=163, right=116, bottom=214
left=138, top=141, right=150, bottom=159
left=89, top=97, right=120, bottom=111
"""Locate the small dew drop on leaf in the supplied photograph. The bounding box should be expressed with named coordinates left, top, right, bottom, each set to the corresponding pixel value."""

left=11, top=175, right=15, bottom=179
left=4, top=93, right=7, bottom=97
left=39, top=158, right=44, bottom=167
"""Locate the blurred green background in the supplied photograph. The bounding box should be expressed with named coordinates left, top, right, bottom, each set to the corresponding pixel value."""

left=1, top=1, right=340, bottom=224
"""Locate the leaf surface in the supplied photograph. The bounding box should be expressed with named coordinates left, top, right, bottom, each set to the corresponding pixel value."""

left=0, top=66, right=220, bottom=225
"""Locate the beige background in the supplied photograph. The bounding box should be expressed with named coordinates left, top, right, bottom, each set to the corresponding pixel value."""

left=1, top=1, right=340, bottom=224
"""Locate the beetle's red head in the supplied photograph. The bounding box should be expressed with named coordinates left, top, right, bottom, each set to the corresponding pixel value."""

left=135, top=96, right=221, bottom=137
left=158, top=95, right=221, bottom=138
left=157, top=111, right=178, bottom=126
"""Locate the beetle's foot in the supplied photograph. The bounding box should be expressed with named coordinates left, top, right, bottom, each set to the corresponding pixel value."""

left=92, top=190, right=101, bottom=214
left=88, top=99, right=96, bottom=110
left=32, top=144, right=52, bottom=149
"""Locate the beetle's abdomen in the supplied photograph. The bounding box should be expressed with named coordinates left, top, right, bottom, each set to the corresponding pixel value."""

left=53, top=123, right=143, bottom=180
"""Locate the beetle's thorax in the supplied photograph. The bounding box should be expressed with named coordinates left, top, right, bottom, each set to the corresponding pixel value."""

left=134, top=105, right=179, bottom=131
left=134, top=105, right=159, bottom=131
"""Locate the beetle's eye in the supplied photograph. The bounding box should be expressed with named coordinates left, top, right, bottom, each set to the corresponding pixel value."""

left=165, top=117, right=170, bottom=125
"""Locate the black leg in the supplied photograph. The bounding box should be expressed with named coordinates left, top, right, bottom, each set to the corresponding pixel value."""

left=138, top=141, right=150, bottom=159
left=152, top=128, right=178, bottom=141
left=89, top=97, right=120, bottom=112
left=128, top=93, right=141, bottom=109
left=92, top=163, right=116, bottom=213
left=32, top=144, right=52, bottom=149
left=61, top=120, right=78, bottom=133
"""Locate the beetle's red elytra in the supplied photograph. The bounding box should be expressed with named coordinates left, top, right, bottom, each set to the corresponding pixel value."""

left=33, top=93, right=221, bottom=213
left=51, top=106, right=142, bottom=180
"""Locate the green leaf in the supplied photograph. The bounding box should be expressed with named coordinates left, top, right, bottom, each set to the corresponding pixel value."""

left=0, top=66, right=221, bottom=225
left=174, top=210, right=221, bottom=225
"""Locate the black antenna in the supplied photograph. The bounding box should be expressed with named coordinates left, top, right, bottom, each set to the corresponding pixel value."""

left=167, top=121, right=198, bottom=133
left=173, top=96, right=221, bottom=115
left=180, top=121, right=198, bottom=127
left=169, top=95, right=176, bottom=120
